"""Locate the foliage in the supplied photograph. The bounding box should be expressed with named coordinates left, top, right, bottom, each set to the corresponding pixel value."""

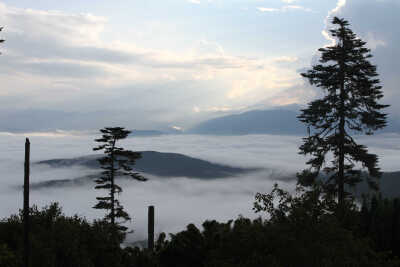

left=0, top=243, right=18, bottom=267
left=298, top=17, right=389, bottom=208
left=153, top=217, right=396, bottom=267
left=0, top=203, right=131, bottom=267
left=1, top=198, right=399, bottom=267
left=252, top=184, right=399, bottom=267
left=360, top=195, right=400, bottom=258
left=93, top=127, right=146, bottom=235
left=0, top=27, right=4, bottom=53
left=127, top=185, right=400, bottom=267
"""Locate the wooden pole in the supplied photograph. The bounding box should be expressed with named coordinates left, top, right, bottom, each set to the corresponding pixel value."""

left=148, top=205, right=154, bottom=251
left=23, top=138, right=30, bottom=267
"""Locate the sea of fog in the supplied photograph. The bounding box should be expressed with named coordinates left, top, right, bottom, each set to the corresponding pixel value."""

left=0, top=132, right=399, bottom=242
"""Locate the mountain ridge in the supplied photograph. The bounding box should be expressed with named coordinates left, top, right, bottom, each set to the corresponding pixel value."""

left=188, top=108, right=400, bottom=135
left=35, top=151, right=260, bottom=183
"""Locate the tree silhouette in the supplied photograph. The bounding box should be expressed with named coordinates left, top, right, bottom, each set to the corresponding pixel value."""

left=0, top=27, right=5, bottom=54
left=93, top=127, right=146, bottom=234
left=297, top=17, right=389, bottom=211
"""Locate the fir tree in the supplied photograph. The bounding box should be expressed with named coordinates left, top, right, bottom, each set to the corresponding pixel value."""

left=93, top=127, right=146, bottom=233
left=297, top=17, right=389, bottom=210
left=0, top=27, right=5, bottom=53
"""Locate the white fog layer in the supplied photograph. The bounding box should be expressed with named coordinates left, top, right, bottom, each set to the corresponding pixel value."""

left=0, top=133, right=399, bottom=241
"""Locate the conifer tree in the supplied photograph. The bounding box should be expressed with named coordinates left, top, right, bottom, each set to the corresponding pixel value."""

left=93, top=127, right=146, bottom=233
left=0, top=27, right=5, bottom=53
left=298, top=17, right=388, bottom=210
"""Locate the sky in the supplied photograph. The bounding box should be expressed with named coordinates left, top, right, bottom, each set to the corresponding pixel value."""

left=0, top=0, right=398, bottom=131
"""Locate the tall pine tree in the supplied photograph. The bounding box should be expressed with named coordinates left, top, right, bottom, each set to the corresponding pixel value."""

left=93, top=127, right=146, bottom=234
left=0, top=27, right=5, bottom=53
left=298, top=17, right=388, bottom=210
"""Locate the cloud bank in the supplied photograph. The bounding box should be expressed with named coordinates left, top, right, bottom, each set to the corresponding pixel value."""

left=1, top=133, right=399, bottom=242
left=0, top=2, right=305, bottom=131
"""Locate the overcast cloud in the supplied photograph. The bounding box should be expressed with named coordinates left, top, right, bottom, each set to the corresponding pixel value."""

left=1, top=1, right=397, bottom=131
left=0, top=1, right=310, bottom=131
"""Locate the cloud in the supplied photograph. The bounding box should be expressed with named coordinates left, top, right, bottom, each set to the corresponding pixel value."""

left=273, top=56, right=299, bottom=63
left=171, top=125, right=183, bottom=131
left=0, top=133, right=303, bottom=241
left=257, top=7, right=280, bottom=12
left=0, top=0, right=396, bottom=136
left=0, top=3, right=107, bottom=46
left=192, top=105, right=245, bottom=114
left=0, top=1, right=306, bottom=131
left=0, top=132, right=399, bottom=241
left=320, top=0, right=400, bottom=117
left=15, top=59, right=107, bottom=78
left=0, top=2, right=304, bottom=130
left=283, top=5, right=312, bottom=12
left=364, top=32, right=386, bottom=50
left=257, top=5, right=312, bottom=13
left=322, top=0, right=347, bottom=45
left=186, top=0, right=215, bottom=4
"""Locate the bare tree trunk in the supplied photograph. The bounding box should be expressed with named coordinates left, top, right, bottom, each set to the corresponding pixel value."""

left=148, top=206, right=155, bottom=251
left=23, top=138, right=30, bottom=267
left=111, top=139, right=116, bottom=226
left=338, top=24, right=346, bottom=212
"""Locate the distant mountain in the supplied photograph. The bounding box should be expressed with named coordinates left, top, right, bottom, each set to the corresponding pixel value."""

left=188, top=109, right=306, bottom=135
left=33, top=151, right=260, bottom=189
left=316, top=171, right=400, bottom=198
left=355, top=171, right=400, bottom=199
left=0, top=109, right=183, bottom=134
left=188, top=108, right=400, bottom=136
left=32, top=150, right=400, bottom=198
left=30, top=175, right=96, bottom=189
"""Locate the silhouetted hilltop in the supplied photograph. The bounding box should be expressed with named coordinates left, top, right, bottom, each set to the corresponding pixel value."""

left=33, top=151, right=400, bottom=198
left=188, top=109, right=306, bottom=135
left=355, top=171, right=400, bottom=198
left=316, top=171, right=400, bottom=198
left=188, top=108, right=400, bottom=135
left=34, top=151, right=260, bottom=188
